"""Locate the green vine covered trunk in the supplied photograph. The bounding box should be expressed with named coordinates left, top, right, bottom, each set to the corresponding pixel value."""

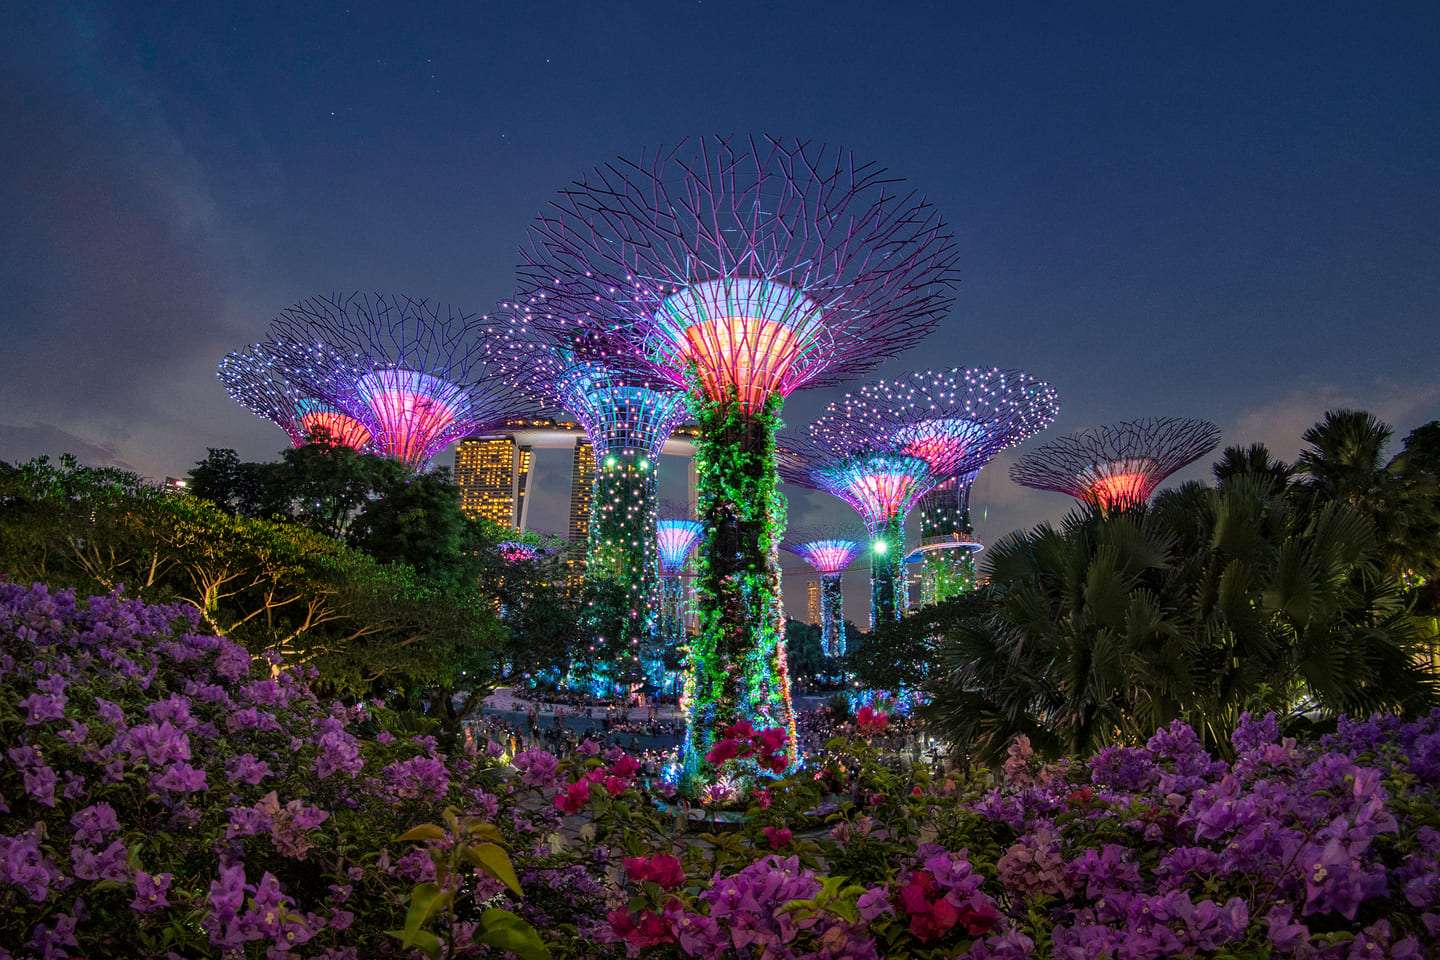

left=584, top=451, right=658, bottom=690
left=917, top=480, right=979, bottom=605
left=681, top=392, right=797, bottom=792
left=819, top=572, right=846, bottom=657
left=869, top=514, right=906, bottom=628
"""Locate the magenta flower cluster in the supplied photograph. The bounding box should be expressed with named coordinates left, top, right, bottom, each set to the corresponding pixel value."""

left=0, top=583, right=524, bottom=958
left=2, top=581, right=1438, bottom=959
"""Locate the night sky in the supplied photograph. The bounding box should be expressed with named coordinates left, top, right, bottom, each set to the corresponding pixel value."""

left=4, top=2, right=1438, bottom=618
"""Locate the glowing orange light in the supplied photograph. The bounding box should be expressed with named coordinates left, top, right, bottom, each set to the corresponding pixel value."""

left=845, top=471, right=921, bottom=521
left=682, top=316, right=800, bottom=414
left=298, top=410, right=372, bottom=449
left=1087, top=473, right=1151, bottom=511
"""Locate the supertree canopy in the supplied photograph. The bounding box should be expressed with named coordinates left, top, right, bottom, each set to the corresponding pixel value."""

left=489, top=310, right=690, bottom=686
left=786, top=366, right=1057, bottom=628
left=781, top=442, right=941, bottom=629
left=657, top=519, right=705, bottom=574
left=1010, top=417, right=1221, bottom=513
left=497, top=541, right=543, bottom=564
left=264, top=293, right=531, bottom=469
left=515, top=137, right=958, bottom=792
left=862, top=368, right=1059, bottom=605
left=218, top=345, right=373, bottom=450
left=783, top=537, right=862, bottom=658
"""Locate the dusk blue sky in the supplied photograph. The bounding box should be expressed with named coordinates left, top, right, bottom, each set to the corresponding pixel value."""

left=3, top=2, right=1437, bottom=617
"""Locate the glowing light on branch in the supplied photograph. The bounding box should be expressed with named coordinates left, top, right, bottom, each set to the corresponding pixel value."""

left=656, top=519, right=704, bottom=573
left=295, top=400, right=372, bottom=449
left=1011, top=417, right=1221, bottom=513
left=786, top=539, right=862, bottom=575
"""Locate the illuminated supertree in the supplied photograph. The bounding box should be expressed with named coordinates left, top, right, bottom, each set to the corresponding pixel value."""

left=489, top=312, right=689, bottom=685
left=785, top=367, right=1055, bottom=627
left=217, top=344, right=373, bottom=450
left=655, top=518, right=704, bottom=693
left=497, top=541, right=543, bottom=564
left=516, top=136, right=958, bottom=789
left=863, top=368, right=1060, bottom=605
left=264, top=293, right=531, bottom=469
left=1010, top=417, right=1221, bottom=513
left=783, top=537, right=862, bottom=658
left=781, top=442, right=941, bottom=629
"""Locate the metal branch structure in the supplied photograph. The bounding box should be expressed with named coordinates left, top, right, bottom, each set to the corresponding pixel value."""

left=218, top=344, right=373, bottom=451
left=654, top=518, right=704, bottom=694
left=1009, top=417, right=1222, bottom=513
left=263, top=293, right=532, bottom=469
left=514, top=136, right=959, bottom=792
left=859, top=368, right=1060, bottom=605
left=784, top=366, right=1056, bottom=627
left=781, top=441, right=940, bottom=629
left=488, top=310, right=689, bottom=685
left=783, top=537, right=862, bottom=658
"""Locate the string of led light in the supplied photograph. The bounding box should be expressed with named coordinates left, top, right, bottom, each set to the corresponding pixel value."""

left=512, top=136, right=959, bottom=794
left=1010, top=417, right=1220, bottom=513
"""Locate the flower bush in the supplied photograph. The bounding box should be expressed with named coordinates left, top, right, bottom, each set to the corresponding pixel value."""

left=0, top=582, right=545, bottom=958
left=3, top=581, right=1438, bottom=958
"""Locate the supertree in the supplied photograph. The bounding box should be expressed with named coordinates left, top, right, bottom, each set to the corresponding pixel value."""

left=865, top=368, right=1060, bottom=605
left=264, top=293, right=531, bottom=470
left=655, top=518, right=704, bottom=694
left=781, top=441, right=941, bottom=630
left=782, top=537, right=862, bottom=658
left=515, top=136, right=958, bottom=790
left=1010, top=417, right=1221, bottom=513
left=497, top=541, right=543, bottom=564
left=488, top=311, right=690, bottom=686
left=217, top=344, right=373, bottom=450
left=785, top=366, right=1056, bottom=628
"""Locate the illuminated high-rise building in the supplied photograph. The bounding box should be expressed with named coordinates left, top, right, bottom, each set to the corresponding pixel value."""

left=456, top=437, right=521, bottom=528
left=514, top=445, right=534, bottom=528
left=806, top=580, right=821, bottom=627
left=568, top=439, right=595, bottom=549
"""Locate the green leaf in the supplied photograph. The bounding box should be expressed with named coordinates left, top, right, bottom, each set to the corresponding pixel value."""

left=396, top=824, right=446, bottom=842
left=400, top=882, right=451, bottom=944
left=465, top=842, right=522, bottom=896
left=465, top=821, right=505, bottom=843
left=479, top=908, right=551, bottom=960
left=386, top=928, right=442, bottom=960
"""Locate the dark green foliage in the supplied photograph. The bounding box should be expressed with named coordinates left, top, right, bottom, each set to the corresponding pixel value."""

left=924, top=471, right=1437, bottom=763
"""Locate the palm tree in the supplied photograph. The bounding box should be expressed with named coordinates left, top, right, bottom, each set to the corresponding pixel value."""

left=1213, top=443, right=1293, bottom=492
left=925, top=474, right=1436, bottom=762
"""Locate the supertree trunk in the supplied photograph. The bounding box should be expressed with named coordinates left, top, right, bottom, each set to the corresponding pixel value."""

left=917, top=480, right=978, bottom=604
left=586, top=452, right=659, bottom=688
left=648, top=575, right=686, bottom=693
left=681, top=393, right=797, bottom=791
left=870, top=513, right=906, bottom=628
left=820, top=572, right=846, bottom=657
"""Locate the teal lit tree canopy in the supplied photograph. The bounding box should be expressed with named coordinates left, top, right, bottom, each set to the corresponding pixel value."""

left=257, top=293, right=533, bottom=470
left=514, top=136, right=960, bottom=793
left=487, top=308, right=689, bottom=685
left=1010, top=416, right=1220, bottom=513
